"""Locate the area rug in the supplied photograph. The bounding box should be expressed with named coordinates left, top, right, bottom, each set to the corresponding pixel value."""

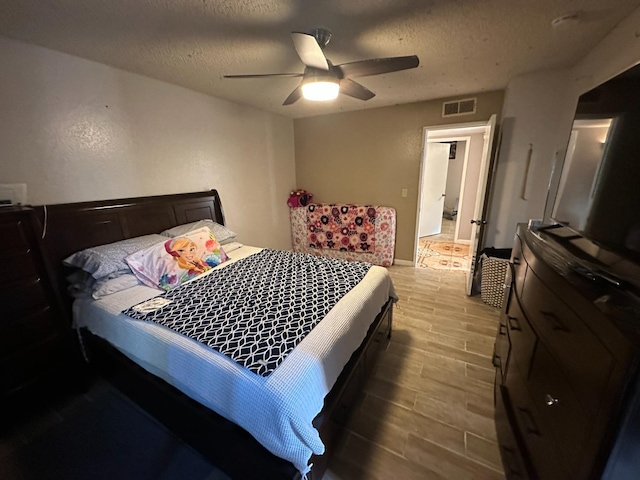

left=417, top=239, right=470, bottom=272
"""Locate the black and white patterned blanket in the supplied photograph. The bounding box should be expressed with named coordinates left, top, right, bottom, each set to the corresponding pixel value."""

left=123, top=249, right=372, bottom=376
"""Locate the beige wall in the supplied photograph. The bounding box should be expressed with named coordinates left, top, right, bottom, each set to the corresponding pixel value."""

left=488, top=4, right=640, bottom=249
left=0, top=36, right=296, bottom=250
left=294, top=91, right=504, bottom=261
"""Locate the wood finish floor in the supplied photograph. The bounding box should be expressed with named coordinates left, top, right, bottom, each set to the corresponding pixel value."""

left=326, top=265, right=505, bottom=480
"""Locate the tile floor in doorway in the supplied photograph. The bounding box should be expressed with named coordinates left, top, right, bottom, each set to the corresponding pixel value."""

left=418, top=219, right=470, bottom=272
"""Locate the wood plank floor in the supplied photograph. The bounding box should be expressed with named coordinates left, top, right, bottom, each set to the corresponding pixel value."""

left=325, top=265, right=505, bottom=480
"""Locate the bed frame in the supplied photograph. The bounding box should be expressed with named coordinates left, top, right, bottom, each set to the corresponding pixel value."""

left=34, top=190, right=393, bottom=480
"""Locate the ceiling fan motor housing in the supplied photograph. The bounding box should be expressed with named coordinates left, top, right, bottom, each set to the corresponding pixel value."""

left=311, top=28, right=332, bottom=48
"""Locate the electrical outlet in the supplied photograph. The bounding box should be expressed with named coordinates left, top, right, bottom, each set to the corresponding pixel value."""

left=401, top=188, right=408, bottom=198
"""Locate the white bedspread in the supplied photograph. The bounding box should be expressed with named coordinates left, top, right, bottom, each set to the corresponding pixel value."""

left=73, top=246, right=396, bottom=476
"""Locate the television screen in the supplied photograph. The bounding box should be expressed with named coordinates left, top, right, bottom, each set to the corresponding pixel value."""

left=551, top=63, right=640, bottom=263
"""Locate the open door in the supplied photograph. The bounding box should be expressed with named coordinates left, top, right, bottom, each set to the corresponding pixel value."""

left=466, top=114, right=498, bottom=295
left=418, top=142, right=450, bottom=237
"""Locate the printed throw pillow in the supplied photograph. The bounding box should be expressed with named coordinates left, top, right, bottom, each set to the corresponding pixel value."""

left=126, top=227, right=227, bottom=291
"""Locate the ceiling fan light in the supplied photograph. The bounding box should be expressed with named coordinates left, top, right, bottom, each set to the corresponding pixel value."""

left=301, top=79, right=339, bottom=101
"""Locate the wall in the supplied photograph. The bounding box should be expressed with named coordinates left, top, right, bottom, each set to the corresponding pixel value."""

left=486, top=5, right=640, bottom=248
left=0, top=36, right=296, bottom=250
left=294, top=91, right=504, bottom=261
left=485, top=69, right=574, bottom=248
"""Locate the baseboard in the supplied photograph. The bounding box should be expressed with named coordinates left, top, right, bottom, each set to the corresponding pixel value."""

left=393, top=259, right=415, bottom=267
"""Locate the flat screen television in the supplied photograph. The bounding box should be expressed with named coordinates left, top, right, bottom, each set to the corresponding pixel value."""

left=551, top=62, right=640, bottom=267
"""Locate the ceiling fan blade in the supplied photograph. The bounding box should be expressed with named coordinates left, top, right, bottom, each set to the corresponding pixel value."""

left=283, top=85, right=303, bottom=105
left=340, top=78, right=375, bottom=101
left=291, top=32, right=329, bottom=71
left=335, top=55, right=419, bottom=78
left=223, top=73, right=303, bottom=79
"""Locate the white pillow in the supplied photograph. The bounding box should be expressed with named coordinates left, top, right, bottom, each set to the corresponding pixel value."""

left=161, top=219, right=237, bottom=245
left=221, top=241, right=243, bottom=253
left=92, top=274, right=141, bottom=299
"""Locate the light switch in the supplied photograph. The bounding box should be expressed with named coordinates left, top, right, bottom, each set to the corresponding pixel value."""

left=401, top=188, right=408, bottom=198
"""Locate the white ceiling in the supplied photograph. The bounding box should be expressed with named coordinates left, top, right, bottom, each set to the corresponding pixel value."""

left=1, top=0, right=639, bottom=119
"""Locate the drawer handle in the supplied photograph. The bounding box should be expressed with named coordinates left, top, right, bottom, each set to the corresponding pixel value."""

left=545, top=394, right=559, bottom=407
left=518, top=407, right=541, bottom=436
left=507, top=315, right=521, bottom=331
left=492, top=353, right=501, bottom=368
left=512, top=257, right=521, bottom=265
left=499, top=323, right=507, bottom=336
left=540, top=311, right=570, bottom=332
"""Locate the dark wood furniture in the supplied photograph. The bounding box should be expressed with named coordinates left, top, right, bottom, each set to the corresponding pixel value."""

left=0, top=207, right=71, bottom=405
left=34, top=190, right=393, bottom=480
left=493, top=224, right=640, bottom=480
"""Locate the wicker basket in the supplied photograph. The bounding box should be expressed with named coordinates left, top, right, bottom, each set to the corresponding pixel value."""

left=480, top=256, right=509, bottom=308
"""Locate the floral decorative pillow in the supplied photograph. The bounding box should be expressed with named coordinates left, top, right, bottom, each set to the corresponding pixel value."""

left=126, top=227, right=227, bottom=291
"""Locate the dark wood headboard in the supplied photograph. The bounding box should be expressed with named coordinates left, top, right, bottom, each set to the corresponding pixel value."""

left=33, top=190, right=225, bottom=311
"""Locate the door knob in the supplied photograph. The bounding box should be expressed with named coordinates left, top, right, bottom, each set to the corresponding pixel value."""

left=470, top=219, right=486, bottom=225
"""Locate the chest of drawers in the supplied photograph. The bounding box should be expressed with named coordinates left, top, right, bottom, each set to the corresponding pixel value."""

left=493, top=224, right=640, bottom=480
left=0, top=207, right=71, bottom=403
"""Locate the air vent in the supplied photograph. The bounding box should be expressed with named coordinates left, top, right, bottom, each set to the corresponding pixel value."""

left=442, top=97, right=477, bottom=117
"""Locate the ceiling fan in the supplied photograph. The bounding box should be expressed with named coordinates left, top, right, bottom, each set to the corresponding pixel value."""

left=223, top=28, right=419, bottom=105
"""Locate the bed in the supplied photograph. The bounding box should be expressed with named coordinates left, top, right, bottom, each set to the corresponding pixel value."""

left=36, top=190, right=396, bottom=480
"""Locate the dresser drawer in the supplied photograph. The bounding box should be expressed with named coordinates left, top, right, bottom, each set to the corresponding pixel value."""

left=0, top=307, right=59, bottom=360
left=521, top=269, right=614, bottom=415
left=506, top=358, right=570, bottom=480
left=0, top=217, right=32, bottom=250
left=0, top=277, right=49, bottom=320
left=495, top=384, right=530, bottom=479
left=528, top=343, right=591, bottom=476
left=506, top=294, right=536, bottom=377
left=511, top=235, right=527, bottom=298
left=493, top=311, right=510, bottom=383
left=0, top=248, right=42, bottom=284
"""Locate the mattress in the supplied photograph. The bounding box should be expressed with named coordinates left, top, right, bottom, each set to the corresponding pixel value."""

left=73, top=246, right=396, bottom=476
left=290, top=205, right=397, bottom=267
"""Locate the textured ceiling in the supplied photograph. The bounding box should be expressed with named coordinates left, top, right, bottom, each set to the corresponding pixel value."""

left=1, top=0, right=639, bottom=118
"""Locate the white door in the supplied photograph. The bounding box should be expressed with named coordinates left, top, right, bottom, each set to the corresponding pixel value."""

left=419, top=142, right=450, bottom=237
left=466, top=114, right=497, bottom=295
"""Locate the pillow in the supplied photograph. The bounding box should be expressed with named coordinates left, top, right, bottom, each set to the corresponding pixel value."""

left=161, top=219, right=237, bottom=245
left=64, top=234, right=167, bottom=279
left=126, top=227, right=227, bottom=291
left=92, top=274, right=141, bottom=299
left=67, top=280, right=94, bottom=299
left=66, top=269, right=134, bottom=299
left=220, top=241, right=243, bottom=253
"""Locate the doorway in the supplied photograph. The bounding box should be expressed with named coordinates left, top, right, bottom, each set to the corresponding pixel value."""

left=417, top=136, right=472, bottom=272
left=414, top=116, right=498, bottom=293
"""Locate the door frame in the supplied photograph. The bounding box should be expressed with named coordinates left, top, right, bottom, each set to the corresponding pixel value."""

left=414, top=120, right=493, bottom=266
